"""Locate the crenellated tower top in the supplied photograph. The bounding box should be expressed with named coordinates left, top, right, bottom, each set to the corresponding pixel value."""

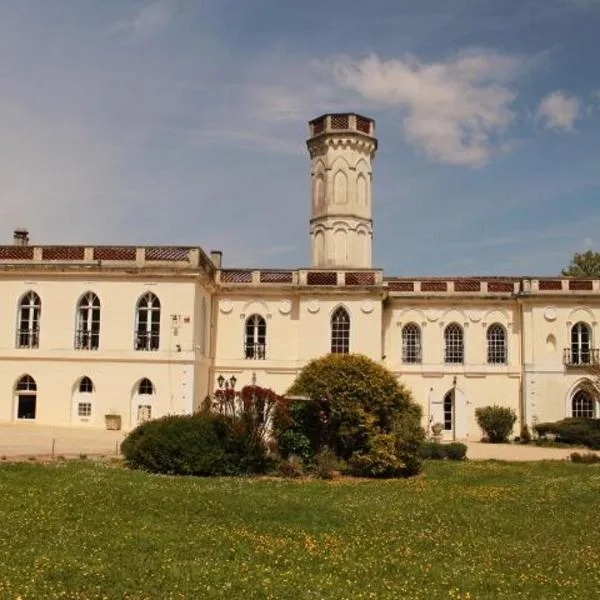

left=306, top=113, right=378, bottom=269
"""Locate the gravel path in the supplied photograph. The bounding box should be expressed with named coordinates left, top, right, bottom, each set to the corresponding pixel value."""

left=0, top=423, right=595, bottom=461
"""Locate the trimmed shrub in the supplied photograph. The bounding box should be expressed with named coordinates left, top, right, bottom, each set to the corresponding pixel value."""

left=276, top=354, right=425, bottom=478
left=121, top=412, right=272, bottom=476
left=475, top=406, right=517, bottom=443
left=535, top=418, right=600, bottom=449
left=445, top=442, right=468, bottom=461
left=419, top=441, right=446, bottom=460
left=418, top=442, right=467, bottom=461
left=570, top=452, right=600, bottom=464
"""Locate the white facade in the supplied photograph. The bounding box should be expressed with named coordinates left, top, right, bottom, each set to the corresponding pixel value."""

left=1, top=113, right=599, bottom=440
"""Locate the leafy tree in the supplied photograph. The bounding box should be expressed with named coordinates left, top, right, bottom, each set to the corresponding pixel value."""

left=561, top=251, right=600, bottom=277
left=274, top=353, right=425, bottom=477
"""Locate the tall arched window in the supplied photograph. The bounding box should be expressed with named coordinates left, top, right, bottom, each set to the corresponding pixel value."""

left=75, top=292, right=100, bottom=350
left=77, top=376, right=94, bottom=417
left=572, top=389, right=595, bottom=418
left=16, top=291, right=41, bottom=348
left=244, top=314, right=266, bottom=359
left=135, top=293, right=161, bottom=351
left=487, top=324, right=507, bottom=364
left=331, top=306, right=350, bottom=354
left=444, top=323, right=464, bottom=364
left=402, top=323, right=421, bottom=363
left=16, top=374, right=37, bottom=419
left=571, top=322, right=591, bottom=365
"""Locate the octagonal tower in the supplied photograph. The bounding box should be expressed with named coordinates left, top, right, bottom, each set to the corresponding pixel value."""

left=307, top=113, right=378, bottom=269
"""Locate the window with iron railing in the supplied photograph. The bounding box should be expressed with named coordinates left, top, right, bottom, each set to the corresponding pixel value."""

left=16, top=291, right=41, bottom=349
left=444, top=323, right=464, bottom=364
left=245, top=314, right=266, bottom=360
left=401, top=323, right=421, bottom=363
left=75, top=292, right=100, bottom=350
left=487, top=324, right=507, bottom=364
left=135, top=293, right=161, bottom=351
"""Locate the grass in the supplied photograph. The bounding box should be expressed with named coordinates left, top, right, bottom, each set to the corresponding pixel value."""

left=0, top=460, right=599, bottom=599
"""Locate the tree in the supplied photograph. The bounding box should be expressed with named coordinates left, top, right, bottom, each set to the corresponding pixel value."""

left=274, top=353, right=425, bottom=477
left=561, top=251, right=600, bottom=277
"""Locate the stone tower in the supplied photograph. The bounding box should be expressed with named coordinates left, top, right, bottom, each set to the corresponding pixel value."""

left=306, top=113, right=377, bottom=268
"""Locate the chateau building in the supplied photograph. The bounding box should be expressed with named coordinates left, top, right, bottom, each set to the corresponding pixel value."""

left=1, top=113, right=599, bottom=439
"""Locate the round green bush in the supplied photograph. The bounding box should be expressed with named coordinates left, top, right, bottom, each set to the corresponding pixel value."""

left=277, top=353, right=425, bottom=477
left=121, top=412, right=270, bottom=476
left=475, top=405, right=517, bottom=443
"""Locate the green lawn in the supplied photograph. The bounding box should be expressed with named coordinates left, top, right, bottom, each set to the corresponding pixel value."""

left=0, top=460, right=599, bottom=599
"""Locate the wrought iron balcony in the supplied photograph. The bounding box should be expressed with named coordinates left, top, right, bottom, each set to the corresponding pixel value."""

left=16, top=328, right=39, bottom=349
left=135, top=332, right=160, bottom=351
left=245, top=343, right=266, bottom=360
left=563, top=348, right=600, bottom=367
left=74, top=329, right=99, bottom=350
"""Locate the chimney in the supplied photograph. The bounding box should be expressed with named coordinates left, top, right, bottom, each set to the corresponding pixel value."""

left=209, top=250, right=222, bottom=269
left=13, top=228, right=29, bottom=246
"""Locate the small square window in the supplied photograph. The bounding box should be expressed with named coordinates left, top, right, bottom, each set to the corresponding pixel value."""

left=78, top=402, right=92, bottom=417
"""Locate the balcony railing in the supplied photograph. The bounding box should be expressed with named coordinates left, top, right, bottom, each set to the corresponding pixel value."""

left=244, top=343, right=266, bottom=360
left=135, top=332, right=160, bottom=351
left=563, top=348, right=600, bottom=367
left=16, top=328, right=39, bottom=349
left=74, top=329, right=100, bottom=350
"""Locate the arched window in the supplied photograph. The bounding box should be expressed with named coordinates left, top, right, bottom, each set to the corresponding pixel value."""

left=138, top=378, right=154, bottom=395
left=571, top=322, right=591, bottom=365
left=135, top=293, right=161, bottom=351
left=244, top=314, right=266, bottom=360
left=402, top=323, right=421, bottom=363
left=16, top=375, right=37, bottom=419
left=444, top=323, right=464, bottom=364
left=79, top=376, right=94, bottom=393
left=572, top=389, right=595, bottom=419
left=331, top=306, right=350, bottom=354
left=75, top=292, right=100, bottom=350
left=17, top=291, right=41, bottom=349
left=77, top=376, right=94, bottom=417
left=487, top=324, right=507, bottom=364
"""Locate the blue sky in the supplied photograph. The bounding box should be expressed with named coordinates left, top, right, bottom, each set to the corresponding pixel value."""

left=0, top=0, right=599, bottom=276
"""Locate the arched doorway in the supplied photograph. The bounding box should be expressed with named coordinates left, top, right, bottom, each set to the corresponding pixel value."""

left=72, top=376, right=95, bottom=425
left=15, top=375, right=37, bottom=420
left=431, top=386, right=470, bottom=440
left=131, top=378, right=156, bottom=427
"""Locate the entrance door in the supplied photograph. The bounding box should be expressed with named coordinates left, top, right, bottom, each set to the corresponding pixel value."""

left=17, top=394, right=36, bottom=419
left=443, top=391, right=454, bottom=439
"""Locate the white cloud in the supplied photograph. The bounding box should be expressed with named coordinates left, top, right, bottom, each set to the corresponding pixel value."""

left=113, top=0, right=177, bottom=38
left=324, top=50, right=524, bottom=167
left=536, top=91, right=582, bottom=130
